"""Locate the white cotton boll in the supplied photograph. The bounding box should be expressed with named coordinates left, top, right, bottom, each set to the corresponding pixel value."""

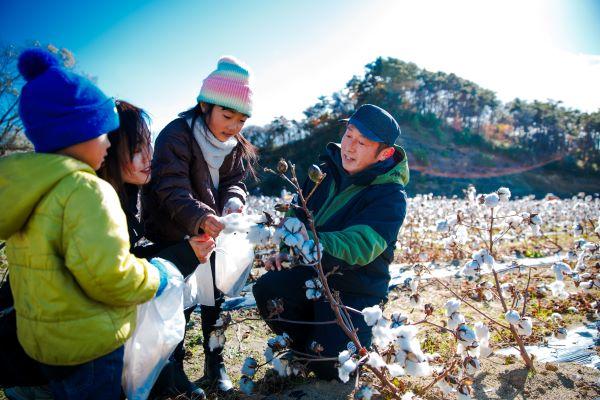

left=455, top=225, right=469, bottom=244
left=241, top=357, right=258, bottom=378
left=395, top=349, right=407, bottom=366
left=436, top=378, right=455, bottom=395
left=209, top=330, right=225, bottom=351
left=372, top=324, right=395, bottom=348
left=362, top=305, right=383, bottom=327
left=239, top=375, right=255, bottom=395
left=410, top=276, right=420, bottom=294
left=566, top=250, right=578, bottom=262
left=305, top=288, right=321, bottom=300
left=457, top=324, right=477, bottom=346
left=579, top=281, right=594, bottom=292
left=436, top=219, right=450, bottom=232
left=530, top=214, right=542, bottom=226
left=273, top=227, right=286, bottom=244
left=395, top=325, right=418, bottom=343
left=264, top=347, right=274, bottom=362
left=283, top=231, right=305, bottom=248
left=583, top=242, right=598, bottom=252
left=409, top=293, right=422, bottom=308
left=497, top=187, right=511, bottom=202
left=504, top=310, right=520, bottom=325
left=448, top=312, right=466, bottom=330
left=549, top=280, right=569, bottom=299
left=401, top=391, right=417, bottom=400
left=272, top=357, right=290, bottom=377
left=405, top=358, right=431, bottom=377
left=473, top=249, right=495, bottom=267
left=338, top=350, right=352, bottom=364
left=464, top=357, right=481, bottom=375
left=480, top=343, right=493, bottom=357
left=283, top=217, right=304, bottom=233
left=550, top=312, right=563, bottom=321
left=355, top=385, right=378, bottom=400
left=517, top=317, right=533, bottom=336
left=247, top=224, right=274, bottom=246
left=552, top=262, right=572, bottom=281
left=474, top=322, right=490, bottom=342
left=301, top=239, right=323, bottom=264
left=507, top=216, right=523, bottom=229
left=500, top=283, right=513, bottom=298
left=445, top=299, right=461, bottom=316
left=461, top=260, right=480, bottom=278
left=484, top=193, right=499, bottom=207
left=366, top=352, right=386, bottom=369
left=555, top=327, right=568, bottom=340
left=482, top=289, right=494, bottom=301
left=386, top=363, right=405, bottom=377
left=572, top=223, right=583, bottom=236
left=337, top=359, right=357, bottom=383
left=391, top=312, right=409, bottom=328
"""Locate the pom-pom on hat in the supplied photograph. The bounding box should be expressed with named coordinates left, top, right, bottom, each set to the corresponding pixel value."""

left=17, top=48, right=119, bottom=153
left=196, top=56, right=253, bottom=117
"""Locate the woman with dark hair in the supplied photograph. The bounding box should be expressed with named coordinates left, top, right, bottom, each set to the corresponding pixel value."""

left=98, top=100, right=213, bottom=399
left=142, top=56, right=258, bottom=393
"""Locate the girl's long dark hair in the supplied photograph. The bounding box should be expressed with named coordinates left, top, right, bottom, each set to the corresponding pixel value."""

left=180, top=103, right=259, bottom=180
left=98, top=100, right=152, bottom=201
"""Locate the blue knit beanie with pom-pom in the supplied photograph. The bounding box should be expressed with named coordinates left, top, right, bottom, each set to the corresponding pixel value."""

left=17, top=48, right=119, bottom=153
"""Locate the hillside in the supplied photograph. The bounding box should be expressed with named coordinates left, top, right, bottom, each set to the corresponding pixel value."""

left=246, top=57, right=600, bottom=198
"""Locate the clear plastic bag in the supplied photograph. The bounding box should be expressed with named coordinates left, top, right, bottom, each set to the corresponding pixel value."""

left=122, top=259, right=185, bottom=400
left=183, top=213, right=273, bottom=307
left=214, top=229, right=255, bottom=297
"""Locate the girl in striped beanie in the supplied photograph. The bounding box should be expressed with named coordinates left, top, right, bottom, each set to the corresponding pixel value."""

left=142, top=56, right=257, bottom=396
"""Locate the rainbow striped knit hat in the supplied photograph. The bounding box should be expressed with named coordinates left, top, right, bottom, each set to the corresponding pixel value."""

left=197, top=56, right=253, bottom=116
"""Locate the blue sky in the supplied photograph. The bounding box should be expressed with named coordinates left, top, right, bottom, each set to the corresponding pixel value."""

left=1, top=0, right=599, bottom=132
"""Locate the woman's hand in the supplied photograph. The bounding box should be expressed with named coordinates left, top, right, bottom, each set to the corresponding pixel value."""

left=201, top=214, right=225, bottom=238
left=188, top=234, right=216, bottom=263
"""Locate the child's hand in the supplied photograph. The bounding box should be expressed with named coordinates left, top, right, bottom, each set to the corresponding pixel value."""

left=223, top=198, right=244, bottom=215
left=188, top=234, right=215, bottom=263
left=201, top=214, right=225, bottom=238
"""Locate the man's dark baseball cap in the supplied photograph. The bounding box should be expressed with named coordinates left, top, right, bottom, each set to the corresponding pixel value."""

left=341, top=104, right=401, bottom=146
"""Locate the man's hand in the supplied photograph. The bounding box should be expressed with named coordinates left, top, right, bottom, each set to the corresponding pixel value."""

left=264, top=252, right=291, bottom=272
left=188, top=234, right=216, bottom=263
left=201, top=214, right=225, bottom=238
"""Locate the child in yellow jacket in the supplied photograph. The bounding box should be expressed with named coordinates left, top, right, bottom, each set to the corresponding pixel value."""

left=0, top=48, right=168, bottom=400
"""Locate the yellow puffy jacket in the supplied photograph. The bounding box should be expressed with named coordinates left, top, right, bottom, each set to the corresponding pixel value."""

left=0, top=153, right=159, bottom=366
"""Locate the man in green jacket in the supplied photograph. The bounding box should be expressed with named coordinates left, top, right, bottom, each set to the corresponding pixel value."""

left=253, top=104, right=409, bottom=380
left=0, top=48, right=168, bottom=400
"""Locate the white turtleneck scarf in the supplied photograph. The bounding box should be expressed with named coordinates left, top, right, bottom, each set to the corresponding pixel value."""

left=188, top=116, right=238, bottom=189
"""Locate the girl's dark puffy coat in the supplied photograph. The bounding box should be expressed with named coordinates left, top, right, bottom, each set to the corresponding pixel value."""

left=142, top=118, right=247, bottom=243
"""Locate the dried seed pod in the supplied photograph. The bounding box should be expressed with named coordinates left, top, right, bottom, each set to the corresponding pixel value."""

left=308, top=164, right=324, bottom=182
left=277, top=158, right=288, bottom=174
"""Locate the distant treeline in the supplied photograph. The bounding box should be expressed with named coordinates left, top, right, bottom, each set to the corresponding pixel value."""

left=245, top=57, right=600, bottom=196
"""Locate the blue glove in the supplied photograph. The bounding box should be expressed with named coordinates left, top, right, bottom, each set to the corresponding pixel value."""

left=150, top=258, right=170, bottom=297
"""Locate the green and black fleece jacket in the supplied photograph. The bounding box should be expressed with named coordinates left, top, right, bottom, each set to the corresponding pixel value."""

left=290, top=142, right=409, bottom=300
